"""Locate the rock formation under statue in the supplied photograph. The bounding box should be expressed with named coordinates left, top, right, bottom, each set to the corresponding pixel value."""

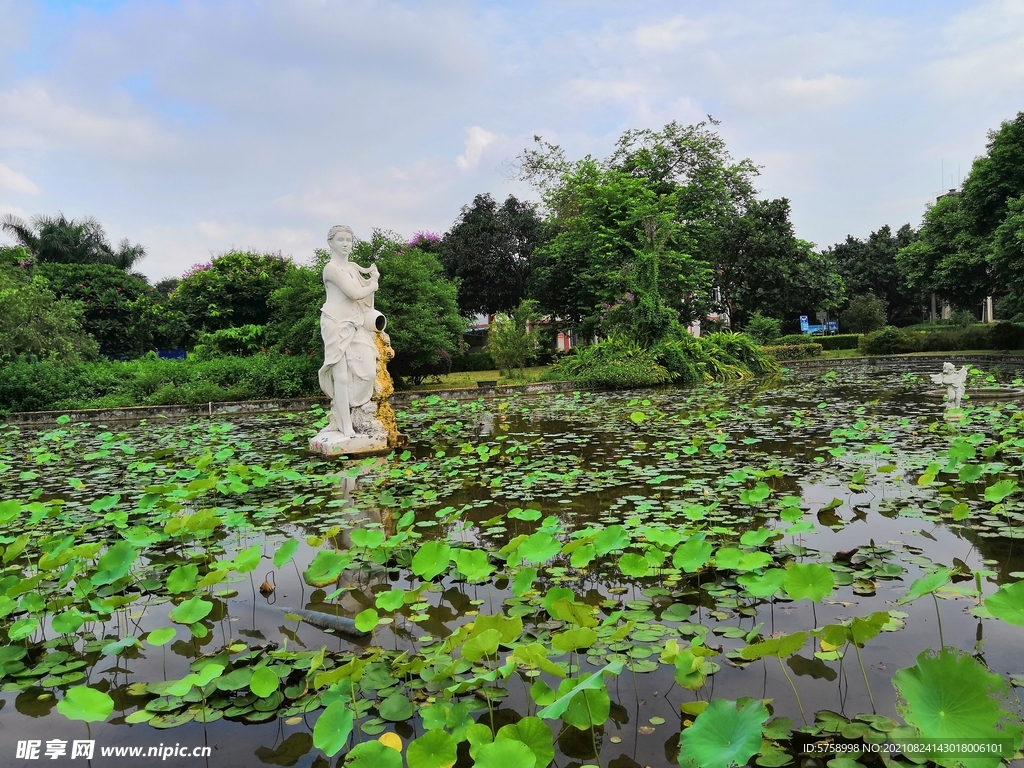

left=309, top=225, right=401, bottom=456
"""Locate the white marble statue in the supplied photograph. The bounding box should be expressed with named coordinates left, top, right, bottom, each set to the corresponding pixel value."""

left=309, top=225, right=392, bottom=455
left=930, top=362, right=968, bottom=409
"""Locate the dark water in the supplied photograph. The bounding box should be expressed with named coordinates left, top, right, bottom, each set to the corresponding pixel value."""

left=1, top=362, right=1023, bottom=767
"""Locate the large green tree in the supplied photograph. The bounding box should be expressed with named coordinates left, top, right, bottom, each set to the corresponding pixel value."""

left=0, top=266, right=97, bottom=363
left=439, top=193, right=545, bottom=316
left=353, top=231, right=464, bottom=377
left=169, top=251, right=296, bottom=345
left=1, top=213, right=146, bottom=270
left=37, top=263, right=154, bottom=358
left=521, top=120, right=755, bottom=338
left=830, top=224, right=918, bottom=321
left=712, top=197, right=844, bottom=327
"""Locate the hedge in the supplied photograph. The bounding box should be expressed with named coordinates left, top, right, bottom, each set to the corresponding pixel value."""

left=774, top=333, right=861, bottom=350
left=763, top=343, right=823, bottom=360
left=0, top=353, right=321, bottom=414
left=449, top=351, right=496, bottom=372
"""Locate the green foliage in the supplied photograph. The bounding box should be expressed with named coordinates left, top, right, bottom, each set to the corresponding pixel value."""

left=0, top=352, right=320, bottom=413
left=192, top=324, right=267, bottom=361
left=267, top=249, right=329, bottom=357
left=449, top=351, right=495, bottom=372
left=56, top=686, right=115, bottom=723
left=842, top=293, right=888, bottom=334
left=743, top=312, right=781, bottom=344
left=488, top=299, right=540, bottom=376
left=37, top=262, right=156, bottom=358
left=0, top=265, right=98, bottom=364
left=1, top=212, right=146, bottom=269
left=858, top=326, right=921, bottom=355
left=678, top=698, right=770, bottom=768
left=650, top=329, right=778, bottom=384
left=831, top=224, right=918, bottom=321
left=170, top=251, right=296, bottom=345
left=354, top=231, right=463, bottom=379
left=893, top=648, right=1021, bottom=767
left=547, top=336, right=671, bottom=389
left=439, top=193, right=545, bottom=315
left=775, top=333, right=861, bottom=350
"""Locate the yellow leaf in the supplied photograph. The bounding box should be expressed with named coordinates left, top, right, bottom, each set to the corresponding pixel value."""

left=379, top=732, right=402, bottom=752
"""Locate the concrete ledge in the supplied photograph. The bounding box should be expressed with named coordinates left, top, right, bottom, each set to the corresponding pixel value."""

left=3, top=380, right=582, bottom=427
left=782, top=353, right=1024, bottom=369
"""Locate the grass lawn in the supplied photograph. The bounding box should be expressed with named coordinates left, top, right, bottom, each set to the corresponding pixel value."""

left=403, top=366, right=553, bottom=391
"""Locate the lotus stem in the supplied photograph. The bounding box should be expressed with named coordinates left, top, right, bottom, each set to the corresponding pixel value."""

left=852, top=641, right=876, bottom=713
left=778, top=656, right=806, bottom=725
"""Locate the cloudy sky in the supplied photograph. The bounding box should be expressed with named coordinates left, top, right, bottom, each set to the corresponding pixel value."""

left=1, top=0, right=1022, bottom=280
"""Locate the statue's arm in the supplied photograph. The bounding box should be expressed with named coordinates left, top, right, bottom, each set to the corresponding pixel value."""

left=326, top=264, right=379, bottom=300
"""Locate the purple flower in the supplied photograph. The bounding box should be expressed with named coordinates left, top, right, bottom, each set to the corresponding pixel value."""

left=407, top=231, right=440, bottom=248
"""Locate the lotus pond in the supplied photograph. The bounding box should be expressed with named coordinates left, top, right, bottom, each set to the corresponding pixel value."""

left=3, top=361, right=1024, bottom=768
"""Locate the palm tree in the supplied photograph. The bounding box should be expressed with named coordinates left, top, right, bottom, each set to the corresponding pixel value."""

left=1, top=212, right=146, bottom=270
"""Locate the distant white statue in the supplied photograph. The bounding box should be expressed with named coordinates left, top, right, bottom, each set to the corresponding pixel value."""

left=930, top=362, right=968, bottom=409
left=309, top=225, right=395, bottom=456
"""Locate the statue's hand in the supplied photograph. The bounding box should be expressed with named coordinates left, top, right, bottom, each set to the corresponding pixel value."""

left=368, top=264, right=379, bottom=277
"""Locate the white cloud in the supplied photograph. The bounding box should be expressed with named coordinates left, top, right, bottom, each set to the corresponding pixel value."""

left=732, top=74, right=868, bottom=112
left=632, top=15, right=708, bottom=51
left=456, top=126, right=499, bottom=171
left=0, top=163, right=40, bottom=195
left=197, top=220, right=232, bottom=240
left=0, top=83, right=175, bottom=156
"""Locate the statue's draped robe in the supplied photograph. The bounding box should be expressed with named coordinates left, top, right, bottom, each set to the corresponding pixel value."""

left=317, top=264, right=377, bottom=409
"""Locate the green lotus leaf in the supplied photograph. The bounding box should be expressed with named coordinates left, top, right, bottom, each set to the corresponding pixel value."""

left=375, top=589, right=406, bottom=612
left=378, top=692, right=414, bottom=722
left=985, top=581, right=1024, bottom=626
left=893, top=648, right=1022, bottom=767
left=354, top=608, right=379, bottom=633
left=56, top=686, right=114, bottom=723
left=232, top=544, right=262, bottom=573
left=495, top=716, right=554, bottom=768
left=593, top=524, right=629, bottom=555
left=166, top=564, right=199, bottom=594
left=303, top=550, right=353, bottom=587
left=784, top=563, right=834, bottom=602
left=473, top=737, right=537, bottom=768
left=471, top=613, right=523, bottom=643
left=313, top=700, right=353, bottom=757
left=537, top=660, right=623, bottom=720
left=673, top=534, right=712, bottom=572
left=91, top=541, right=138, bottom=586
left=739, top=631, right=807, bottom=661
left=737, top=569, right=786, bottom=598
left=462, top=628, right=501, bottom=662
left=273, top=538, right=299, bottom=568
left=344, top=740, right=402, bottom=768
left=8, top=617, right=39, bottom=642
left=984, top=479, right=1018, bottom=504
left=455, top=548, right=494, bottom=582
left=168, top=596, right=213, bottom=624
left=412, top=541, right=452, bottom=580
left=898, top=568, right=952, bottom=605
left=349, top=529, right=385, bottom=549
left=518, top=532, right=560, bottom=565
left=52, top=610, right=85, bottom=635
left=406, top=729, right=457, bottom=768
left=618, top=552, right=650, bottom=577
left=678, top=698, right=770, bottom=768
left=559, top=675, right=610, bottom=729
left=551, top=627, right=598, bottom=653
left=250, top=666, right=279, bottom=697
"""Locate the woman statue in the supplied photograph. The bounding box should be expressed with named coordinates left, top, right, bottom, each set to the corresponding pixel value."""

left=316, top=225, right=381, bottom=438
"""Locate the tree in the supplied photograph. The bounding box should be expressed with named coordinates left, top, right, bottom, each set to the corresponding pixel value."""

left=842, top=293, right=888, bottom=334
left=488, top=299, right=540, bottom=377
left=37, top=263, right=155, bottom=358
left=439, top=193, right=545, bottom=316
left=712, top=197, right=844, bottom=326
left=1, top=213, right=146, bottom=270
left=169, top=251, right=296, bottom=345
left=351, top=230, right=464, bottom=378
left=0, top=265, right=97, bottom=363
left=830, top=224, right=918, bottom=320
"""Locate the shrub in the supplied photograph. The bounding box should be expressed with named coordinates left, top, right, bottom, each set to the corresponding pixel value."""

left=488, top=300, right=540, bottom=376
left=390, top=348, right=452, bottom=386
left=858, top=326, right=921, bottom=355
left=775, top=333, right=861, bottom=350
left=950, top=308, right=976, bottom=328
left=763, top=343, right=823, bottom=360
left=450, top=351, right=496, bottom=372
left=547, top=336, right=670, bottom=389
left=990, top=322, right=1024, bottom=350
left=191, top=325, right=268, bottom=361
left=743, top=313, right=782, bottom=344
left=703, top=332, right=780, bottom=376
left=842, top=293, right=888, bottom=334
left=0, top=353, right=321, bottom=414
left=0, top=266, right=97, bottom=364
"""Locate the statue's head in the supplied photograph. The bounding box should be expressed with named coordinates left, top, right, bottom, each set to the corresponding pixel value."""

left=327, top=225, right=354, bottom=258
left=943, top=362, right=955, bottom=373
